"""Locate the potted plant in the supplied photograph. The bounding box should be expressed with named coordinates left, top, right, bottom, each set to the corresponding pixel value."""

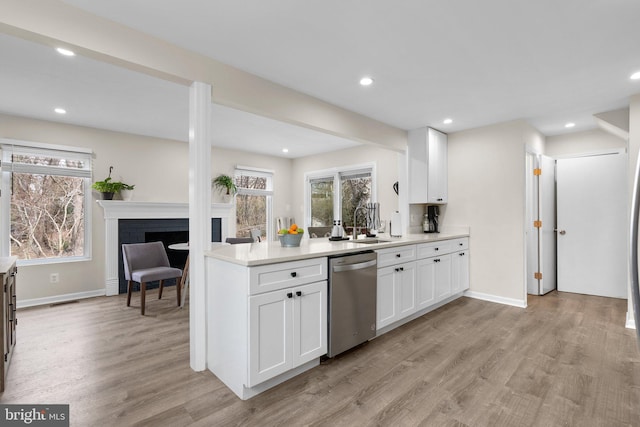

left=92, top=166, right=135, bottom=200
left=212, top=174, right=237, bottom=202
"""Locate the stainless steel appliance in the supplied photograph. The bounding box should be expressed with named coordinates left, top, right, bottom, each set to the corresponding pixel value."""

left=328, top=251, right=377, bottom=357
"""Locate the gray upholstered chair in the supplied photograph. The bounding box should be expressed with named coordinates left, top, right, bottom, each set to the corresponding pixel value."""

left=122, top=241, right=183, bottom=315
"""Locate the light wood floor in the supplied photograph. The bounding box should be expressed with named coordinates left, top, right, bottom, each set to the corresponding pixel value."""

left=1, top=289, right=639, bottom=426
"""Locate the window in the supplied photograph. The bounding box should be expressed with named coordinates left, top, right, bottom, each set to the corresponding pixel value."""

left=1, top=140, right=92, bottom=264
left=306, top=164, right=375, bottom=236
left=234, top=167, right=273, bottom=241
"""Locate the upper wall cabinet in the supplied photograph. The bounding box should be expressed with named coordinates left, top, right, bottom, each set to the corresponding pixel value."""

left=408, top=127, right=448, bottom=204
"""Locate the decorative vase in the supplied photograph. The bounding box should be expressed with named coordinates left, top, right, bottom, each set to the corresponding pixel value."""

left=101, top=192, right=114, bottom=200
left=120, top=189, right=133, bottom=201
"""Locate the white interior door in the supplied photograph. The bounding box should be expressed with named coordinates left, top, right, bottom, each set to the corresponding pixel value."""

left=539, top=155, right=556, bottom=294
left=556, top=152, right=627, bottom=299
left=525, top=153, right=540, bottom=295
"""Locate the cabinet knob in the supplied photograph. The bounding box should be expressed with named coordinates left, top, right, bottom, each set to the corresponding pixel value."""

left=437, top=198, right=443, bottom=201
left=296, top=291, right=302, bottom=297
left=434, top=259, right=440, bottom=263
left=396, top=254, right=401, bottom=258
left=395, top=268, right=400, bottom=272
left=400, top=267, right=404, bottom=271
left=287, top=292, right=293, bottom=298
left=290, top=272, right=297, bottom=278
left=435, top=247, right=439, bottom=251
left=459, top=243, right=463, bottom=246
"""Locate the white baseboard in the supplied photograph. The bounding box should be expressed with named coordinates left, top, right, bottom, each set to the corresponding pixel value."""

left=626, top=312, right=636, bottom=329
left=17, top=289, right=106, bottom=309
left=464, top=290, right=527, bottom=308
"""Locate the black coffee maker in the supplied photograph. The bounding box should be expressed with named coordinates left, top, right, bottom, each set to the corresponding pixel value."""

left=423, top=205, right=439, bottom=233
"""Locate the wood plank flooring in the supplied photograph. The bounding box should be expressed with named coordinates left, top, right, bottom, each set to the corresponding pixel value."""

left=1, top=290, right=638, bottom=426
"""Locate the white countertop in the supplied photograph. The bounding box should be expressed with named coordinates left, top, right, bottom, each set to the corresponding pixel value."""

left=205, top=231, right=469, bottom=266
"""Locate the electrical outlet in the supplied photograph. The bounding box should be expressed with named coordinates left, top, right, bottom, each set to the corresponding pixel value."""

left=50, top=273, right=59, bottom=284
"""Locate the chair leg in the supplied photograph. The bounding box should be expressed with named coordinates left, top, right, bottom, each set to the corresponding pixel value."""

left=176, top=278, right=181, bottom=307
left=158, top=280, right=164, bottom=300
left=127, top=281, right=133, bottom=307
left=141, top=282, right=146, bottom=315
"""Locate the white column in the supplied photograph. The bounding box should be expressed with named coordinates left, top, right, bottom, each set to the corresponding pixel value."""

left=189, top=81, right=212, bottom=370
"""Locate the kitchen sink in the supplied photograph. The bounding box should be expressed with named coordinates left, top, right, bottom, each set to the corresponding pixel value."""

left=353, top=238, right=390, bottom=244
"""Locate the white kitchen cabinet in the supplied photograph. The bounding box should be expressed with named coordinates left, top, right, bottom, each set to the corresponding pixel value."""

left=415, top=257, right=436, bottom=310
left=248, top=280, right=327, bottom=387
left=451, top=250, right=470, bottom=293
left=434, top=255, right=453, bottom=301
left=408, top=127, right=448, bottom=204
left=376, top=261, right=417, bottom=330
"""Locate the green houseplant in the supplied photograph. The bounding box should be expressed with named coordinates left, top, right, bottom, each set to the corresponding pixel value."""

left=92, top=166, right=134, bottom=200
left=212, top=174, right=237, bottom=196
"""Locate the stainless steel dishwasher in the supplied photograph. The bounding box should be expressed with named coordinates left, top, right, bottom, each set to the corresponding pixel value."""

left=328, top=251, right=377, bottom=357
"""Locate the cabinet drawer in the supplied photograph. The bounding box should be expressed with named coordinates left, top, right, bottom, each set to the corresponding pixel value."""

left=376, top=245, right=416, bottom=268
left=249, top=258, right=327, bottom=295
left=450, top=238, right=469, bottom=251
left=416, top=241, right=454, bottom=259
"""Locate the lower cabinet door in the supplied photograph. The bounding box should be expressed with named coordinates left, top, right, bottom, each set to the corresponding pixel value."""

left=293, top=281, right=327, bottom=366
left=377, top=266, right=398, bottom=329
left=397, top=263, right=417, bottom=318
left=452, top=250, right=470, bottom=293
left=377, top=263, right=416, bottom=330
left=248, top=290, right=293, bottom=387
left=416, top=258, right=437, bottom=309
left=434, top=255, right=453, bottom=301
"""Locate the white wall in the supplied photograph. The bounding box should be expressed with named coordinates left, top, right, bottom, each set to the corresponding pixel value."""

left=211, top=147, right=294, bottom=229
left=291, top=144, right=401, bottom=230
left=546, top=128, right=626, bottom=157
left=0, top=113, right=189, bottom=302
left=629, top=94, right=640, bottom=327
left=445, top=120, right=535, bottom=305
left=0, top=113, right=296, bottom=303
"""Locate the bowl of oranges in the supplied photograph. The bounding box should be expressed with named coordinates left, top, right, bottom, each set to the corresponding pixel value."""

left=278, top=224, right=305, bottom=247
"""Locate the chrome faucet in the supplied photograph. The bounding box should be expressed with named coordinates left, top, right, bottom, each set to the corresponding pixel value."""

left=353, top=204, right=366, bottom=240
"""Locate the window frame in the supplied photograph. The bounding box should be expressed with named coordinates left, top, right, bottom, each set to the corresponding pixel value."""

left=0, top=139, right=93, bottom=265
left=304, top=162, right=377, bottom=232
left=234, top=165, right=274, bottom=241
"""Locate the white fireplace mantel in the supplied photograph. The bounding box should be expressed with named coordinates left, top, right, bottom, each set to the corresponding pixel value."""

left=96, top=201, right=233, bottom=296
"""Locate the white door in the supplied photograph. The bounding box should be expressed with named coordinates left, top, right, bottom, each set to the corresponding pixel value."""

left=293, top=281, right=327, bottom=366
left=397, top=262, right=417, bottom=318
left=556, top=152, right=627, bottom=298
left=540, top=155, right=557, bottom=294
left=416, top=258, right=436, bottom=309
left=434, top=255, right=453, bottom=301
left=452, top=250, right=470, bottom=293
left=248, top=290, right=292, bottom=387
left=376, top=266, right=397, bottom=329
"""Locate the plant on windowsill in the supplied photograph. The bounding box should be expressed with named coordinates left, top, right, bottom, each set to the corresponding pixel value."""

left=92, top=166, right=135, bottom=200
left=212, top=174, right=237, bottom=203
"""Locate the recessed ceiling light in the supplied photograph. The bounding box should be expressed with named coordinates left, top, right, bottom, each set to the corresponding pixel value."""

left=54, top=108, right=67, bottom=114
left=359, top=76, right=374, bottom=86
left=56, top=47, right=75, bottom=57
left=443, top=118, right=453, bottom=124
left=282, top=148, right=289, bottom=153
left=565, top=122, right=575, bottom=128
left=631, top=71, right=640, bottom=80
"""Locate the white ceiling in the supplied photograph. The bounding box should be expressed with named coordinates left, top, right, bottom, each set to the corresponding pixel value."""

left=3, top=1, right=640, bottom=156
left=0, top=32, right=359, bottom=158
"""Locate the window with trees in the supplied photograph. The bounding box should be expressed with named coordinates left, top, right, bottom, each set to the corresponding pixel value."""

left=234, top=167, right=273, bottom=241
left=1, top=140, right=92, bottom=264
left=306, top=164, right=375, bottom=237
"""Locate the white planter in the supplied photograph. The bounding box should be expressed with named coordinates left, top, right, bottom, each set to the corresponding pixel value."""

left=120, top=189, right=133, bottom=201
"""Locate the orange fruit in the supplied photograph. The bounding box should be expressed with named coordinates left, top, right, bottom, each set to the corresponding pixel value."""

left=290, top=224, right=298, bottom=231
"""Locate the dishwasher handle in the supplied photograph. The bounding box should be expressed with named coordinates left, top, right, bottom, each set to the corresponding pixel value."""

left=332, top=259, right=377, bottom=273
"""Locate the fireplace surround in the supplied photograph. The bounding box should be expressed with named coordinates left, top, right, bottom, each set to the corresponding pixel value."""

left=97, top=201, right=232, bottom=296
